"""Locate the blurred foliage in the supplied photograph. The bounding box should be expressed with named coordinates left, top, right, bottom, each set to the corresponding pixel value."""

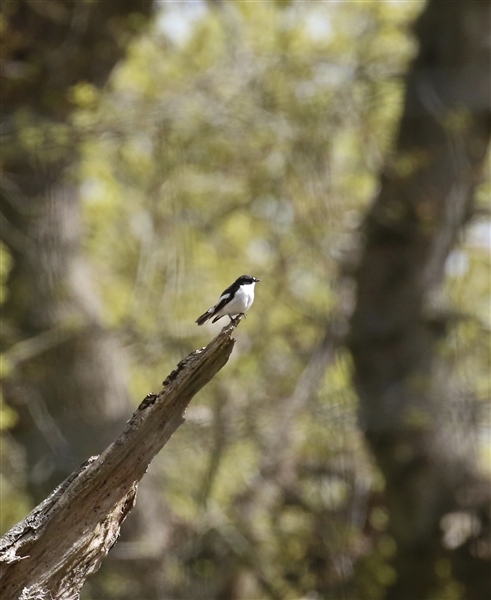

left=0, top=237, right=28, bottom=525
left=2, top=1, right=490, bottom=598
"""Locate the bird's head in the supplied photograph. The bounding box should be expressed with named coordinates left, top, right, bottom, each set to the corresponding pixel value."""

left=237, top=275, right=260, bottom=285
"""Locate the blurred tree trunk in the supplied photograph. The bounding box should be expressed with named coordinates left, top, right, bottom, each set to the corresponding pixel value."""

left=349, top=1, right=490, bottom=599
left=0, top=1, right=175, bottom=598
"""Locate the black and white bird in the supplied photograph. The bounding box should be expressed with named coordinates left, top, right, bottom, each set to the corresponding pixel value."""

left=196, top=275, right=260, bottom=326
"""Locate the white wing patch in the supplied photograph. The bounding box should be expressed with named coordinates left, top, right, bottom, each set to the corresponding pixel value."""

left=215, top=293, right=231, bottom=308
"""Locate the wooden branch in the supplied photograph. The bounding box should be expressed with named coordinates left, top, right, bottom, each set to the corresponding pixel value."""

left=0, top=320, right=239, bottom=600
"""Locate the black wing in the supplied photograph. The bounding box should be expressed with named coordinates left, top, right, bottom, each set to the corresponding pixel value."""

left=211, top=280, right=239, bottom=313
left=196, top=280, right=240, bottom=326
left=212, top=291, right=232, bottom=313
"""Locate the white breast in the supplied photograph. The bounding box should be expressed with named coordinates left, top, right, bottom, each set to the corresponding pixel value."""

left=216, top=282, right=255, bottom=317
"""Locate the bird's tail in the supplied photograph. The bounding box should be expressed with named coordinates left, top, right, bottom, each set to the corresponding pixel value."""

left=196, top=310, right=213, bottom=326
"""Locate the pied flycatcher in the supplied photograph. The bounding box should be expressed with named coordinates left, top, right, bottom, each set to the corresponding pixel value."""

left=196, top=275, right=260, bottom=325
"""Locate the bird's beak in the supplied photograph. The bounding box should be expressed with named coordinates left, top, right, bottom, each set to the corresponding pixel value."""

left=255, top=278, right=261, bottom=282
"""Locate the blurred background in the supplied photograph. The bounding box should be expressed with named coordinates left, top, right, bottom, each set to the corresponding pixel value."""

left=1, top=1, right=489, bottom=599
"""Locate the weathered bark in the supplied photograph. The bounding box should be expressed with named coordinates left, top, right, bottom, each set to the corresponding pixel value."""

left=0, top=322, right=237, bottom=600
left=349, top=1, right=491, bottom=599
